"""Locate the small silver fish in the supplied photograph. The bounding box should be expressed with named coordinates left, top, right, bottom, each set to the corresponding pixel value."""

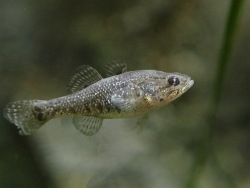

left=3, top=61, right=194, bottom=136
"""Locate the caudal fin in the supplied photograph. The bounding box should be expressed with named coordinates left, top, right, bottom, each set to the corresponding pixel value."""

left=4, top=100, right=47, bottom=135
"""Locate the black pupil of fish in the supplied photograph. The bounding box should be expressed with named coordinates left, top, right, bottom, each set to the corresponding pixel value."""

left=168, top=76, right=180, bottom=86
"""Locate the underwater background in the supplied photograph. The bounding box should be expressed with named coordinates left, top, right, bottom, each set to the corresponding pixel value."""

left=0, top=0, right=249, bottom=188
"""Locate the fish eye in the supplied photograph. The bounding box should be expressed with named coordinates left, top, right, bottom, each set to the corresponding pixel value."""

left=168, top=76, right=180, bottom=86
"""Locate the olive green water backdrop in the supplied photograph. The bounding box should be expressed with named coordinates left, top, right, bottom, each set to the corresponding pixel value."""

left=0, top=0, right=249, bottom=188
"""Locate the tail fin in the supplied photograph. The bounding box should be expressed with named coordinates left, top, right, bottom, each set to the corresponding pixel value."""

left=4, top=100, right=48, bottom=135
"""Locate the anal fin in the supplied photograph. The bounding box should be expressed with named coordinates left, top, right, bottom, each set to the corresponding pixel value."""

left=73, top=115, right=103, bottom=136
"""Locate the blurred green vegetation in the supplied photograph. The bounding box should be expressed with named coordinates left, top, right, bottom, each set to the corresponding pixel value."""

left=186, top=1, right=246, bottom=188
left=0, top=0, right=249, bottom=188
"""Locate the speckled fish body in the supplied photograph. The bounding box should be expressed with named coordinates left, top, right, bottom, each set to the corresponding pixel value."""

left=4, top=61, right=194, bottom=136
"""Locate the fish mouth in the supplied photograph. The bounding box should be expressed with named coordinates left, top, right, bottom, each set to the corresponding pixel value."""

left=182, top=79, right=194, bottom=92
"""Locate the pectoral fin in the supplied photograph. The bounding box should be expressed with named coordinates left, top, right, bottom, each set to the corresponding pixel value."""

left=73, top=115, right=103, bottom=136
left=110, top=85, right=139, bottom=112
left=111, top=95, right=137, bottom=112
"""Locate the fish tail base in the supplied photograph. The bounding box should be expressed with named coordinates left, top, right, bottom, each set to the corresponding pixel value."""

left=4, top=100, right=48, bottom=135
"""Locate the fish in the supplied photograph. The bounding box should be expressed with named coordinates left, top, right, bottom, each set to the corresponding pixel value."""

left=3, top=61, right=194, bottom=136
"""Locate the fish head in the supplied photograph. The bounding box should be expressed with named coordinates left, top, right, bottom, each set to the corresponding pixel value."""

left=162, top=72, right=194, bottom=102
left=138, top=71, right=194, bottom=107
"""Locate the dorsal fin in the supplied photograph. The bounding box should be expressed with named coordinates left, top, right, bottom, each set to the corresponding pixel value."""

left=105, top=60, right=127, bottom=77
left=68, top=65, right=102, bottom=93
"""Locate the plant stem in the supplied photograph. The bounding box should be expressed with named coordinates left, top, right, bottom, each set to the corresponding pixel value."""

left=185, top=1, right=245, bottom=187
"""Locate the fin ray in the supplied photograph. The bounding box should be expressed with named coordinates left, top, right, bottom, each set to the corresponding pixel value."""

left=68, top=65, right=102, bottom=93
left=73, top=115, right=103, bottom=136
left=4, top=100, right=47, bottom=135
left=105, top=60, right=127, bottom=77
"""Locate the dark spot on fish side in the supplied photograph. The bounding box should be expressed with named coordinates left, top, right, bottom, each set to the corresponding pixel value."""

left=50, top=111, right=56, bottom=117
left=84, top=105, right=91, bottom=113
left=37, top=113, right=44, bottom=121
left=32, top=106, right=46, bottom=121
left=106, top=104, right=111, bottom=112
left=160, top=98, right=164, bottom=102
left=68, top=106, right=76, bottom=113
left=114, top=105, right=121, bottom=113
left=34, top=106, right=42, bottom=112
left=96, top=103, right=103, bottom=113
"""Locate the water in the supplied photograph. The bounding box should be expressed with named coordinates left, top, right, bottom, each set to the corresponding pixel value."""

left=1, top=1, right=250, bottom=188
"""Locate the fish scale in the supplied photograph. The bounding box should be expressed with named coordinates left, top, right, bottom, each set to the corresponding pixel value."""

left=4, top=61, right=194, bottom=136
